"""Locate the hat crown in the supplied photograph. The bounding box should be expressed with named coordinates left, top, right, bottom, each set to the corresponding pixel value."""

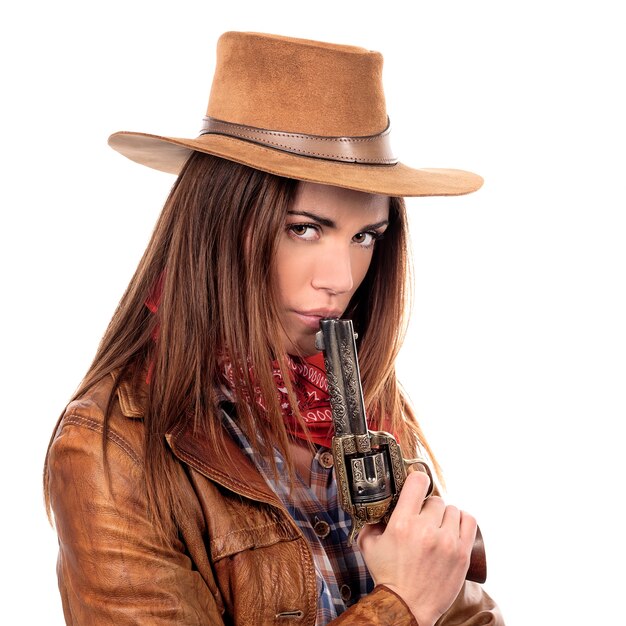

left=108, top=31, right=483, bottom=197
left=207, top=32, right=388, bottom=137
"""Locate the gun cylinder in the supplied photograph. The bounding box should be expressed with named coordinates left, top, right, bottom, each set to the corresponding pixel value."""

left=349, top=451, right=393, bottom=504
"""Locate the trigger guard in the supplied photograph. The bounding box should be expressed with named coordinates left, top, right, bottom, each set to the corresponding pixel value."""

left=405, top=459, right=435, bottom=498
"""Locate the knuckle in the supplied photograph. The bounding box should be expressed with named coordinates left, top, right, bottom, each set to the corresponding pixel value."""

left=462, top=510, right=477, bottom=526
left=446, top=504, right=459, bottom=515
left=386, top=517, right=412, bottom=541
left=455, top=545, right=472, bottom=570
left=419, top=526, right=440, bottom=551
left=459, top=545, right=472, bottom=566
left=433, top=531, right=454, bottom=553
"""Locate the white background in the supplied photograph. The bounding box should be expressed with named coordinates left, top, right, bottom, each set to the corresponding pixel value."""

left=2, top=1, right=624, bottom=624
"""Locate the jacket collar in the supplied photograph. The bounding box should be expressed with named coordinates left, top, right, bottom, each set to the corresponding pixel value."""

left=115, top=372, right=146, bottom=418
left=115, top=374, right=282, bottom=508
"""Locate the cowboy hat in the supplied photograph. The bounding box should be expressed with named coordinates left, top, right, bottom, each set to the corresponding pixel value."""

left=108, top=31, right=482, bottom=197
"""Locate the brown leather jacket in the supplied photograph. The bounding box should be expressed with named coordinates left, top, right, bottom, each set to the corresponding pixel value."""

left=47, top=372, right=504, bottom=625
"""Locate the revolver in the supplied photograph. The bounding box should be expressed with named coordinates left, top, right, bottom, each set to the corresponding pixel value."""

left=315, top=318, right=487, bottom=584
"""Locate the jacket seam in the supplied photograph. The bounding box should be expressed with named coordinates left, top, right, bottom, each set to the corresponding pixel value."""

left=63, top=413, right=142, bottom=466
left=296, top=533, right=317, bottom=626
left=170, top=444, right=280, bottom=506
left=210, top=521, right=299, bottom=561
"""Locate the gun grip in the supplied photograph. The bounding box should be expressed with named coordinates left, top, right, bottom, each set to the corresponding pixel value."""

left=467, top=525, right=487, bottom=583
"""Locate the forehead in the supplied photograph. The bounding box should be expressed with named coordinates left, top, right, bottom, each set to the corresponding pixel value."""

left=292, top=182, right=390, bottom=219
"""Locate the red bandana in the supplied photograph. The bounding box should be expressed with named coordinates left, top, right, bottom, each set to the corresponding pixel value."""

left=220, top=352, right=335, bottom=448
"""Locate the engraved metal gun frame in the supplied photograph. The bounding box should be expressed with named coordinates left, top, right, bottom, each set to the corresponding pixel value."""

left=315, top=318, right=433, bottom=545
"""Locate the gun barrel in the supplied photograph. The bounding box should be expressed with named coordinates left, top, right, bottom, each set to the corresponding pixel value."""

left=316, top=318, right=368, bottom=437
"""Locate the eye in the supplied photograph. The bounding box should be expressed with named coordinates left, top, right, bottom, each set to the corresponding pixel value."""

left=352, top=231, right=383, bottom=248
left=287, top=223, right=321, bottom=241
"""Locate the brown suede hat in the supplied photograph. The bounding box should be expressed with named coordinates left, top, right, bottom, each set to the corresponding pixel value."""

left=108, top=31, right=482, bottom=197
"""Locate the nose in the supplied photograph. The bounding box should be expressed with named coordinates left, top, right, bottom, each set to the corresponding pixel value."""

left=311, top=245, right=354, bottom=295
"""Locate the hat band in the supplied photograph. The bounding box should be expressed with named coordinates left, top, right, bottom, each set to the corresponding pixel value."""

left=199, top=117, right=398, bottom=165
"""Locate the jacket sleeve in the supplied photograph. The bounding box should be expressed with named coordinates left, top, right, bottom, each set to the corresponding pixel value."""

left=436, top=581, right=504, bottom=626
left=329, top=585, right=419, bottom=625
left=328, top=582, right=504, bottom=626
left=47, top=414, right=225, bottom=626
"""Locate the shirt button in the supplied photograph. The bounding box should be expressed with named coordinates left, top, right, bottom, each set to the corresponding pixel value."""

left=319, top=451, right=334, bottom=469
left=313, top=519, right=331, bottom=539
left=340, top=584, right=352, bottom=602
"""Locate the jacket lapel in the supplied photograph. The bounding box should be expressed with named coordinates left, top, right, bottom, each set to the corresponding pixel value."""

left=165, top=415, right=283, bottom=508
left=115, top=375, right=282, bottom=507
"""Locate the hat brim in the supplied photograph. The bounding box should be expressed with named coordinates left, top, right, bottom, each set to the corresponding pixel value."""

left=108, top=131, right=483, bottom=197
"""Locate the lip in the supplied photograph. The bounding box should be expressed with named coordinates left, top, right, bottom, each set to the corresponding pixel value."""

left=292, top=308, right=343, bottom=330
left=298, top=308, right=343, bottom=318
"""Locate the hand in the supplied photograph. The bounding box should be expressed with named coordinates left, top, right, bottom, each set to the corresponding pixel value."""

left=357, top=471, right=477, bottom=626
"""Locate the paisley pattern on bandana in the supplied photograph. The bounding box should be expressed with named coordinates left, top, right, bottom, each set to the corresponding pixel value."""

left=221, top=351, right=336, bottom=447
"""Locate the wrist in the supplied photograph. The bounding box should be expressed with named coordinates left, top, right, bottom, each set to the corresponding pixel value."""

left=378, top=584, right=438, bottom=626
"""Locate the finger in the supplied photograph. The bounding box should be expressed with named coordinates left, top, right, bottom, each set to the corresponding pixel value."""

left=440, top=504, right=461, bottom=531
left=459, top=510, right=478, bottom=546
left=388, top=470, right=431, bottom=522
left=406, top=462, right=435, bottom=497
left=416, top=494, right=446, bottom=524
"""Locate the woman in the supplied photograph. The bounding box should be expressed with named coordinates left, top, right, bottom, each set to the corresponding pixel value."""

left=45, top=32, right=504, bottom=625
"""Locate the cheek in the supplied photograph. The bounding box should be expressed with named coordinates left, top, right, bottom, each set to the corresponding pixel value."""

left=274, top=240, right=307, bottom=298
left=350, top=250, right=375, bottom=292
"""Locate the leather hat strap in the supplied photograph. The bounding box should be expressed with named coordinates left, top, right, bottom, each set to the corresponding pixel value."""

left=199, top=116, right=397, bottom=165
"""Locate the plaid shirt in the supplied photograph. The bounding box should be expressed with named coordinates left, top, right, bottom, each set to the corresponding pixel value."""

left=220, top=406, right=374, bottom=625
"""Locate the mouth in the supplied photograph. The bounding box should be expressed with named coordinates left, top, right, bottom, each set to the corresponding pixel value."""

left=292, top=309, right=343, bottom=330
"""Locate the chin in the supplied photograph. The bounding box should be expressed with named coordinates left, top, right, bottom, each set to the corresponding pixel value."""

left=289, top=335, right=319, bottom=357
left=300, top=345, right=320, bottom=357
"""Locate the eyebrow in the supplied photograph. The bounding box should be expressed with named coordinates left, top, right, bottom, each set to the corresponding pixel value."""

left=287, top=210, right=389, bottom=231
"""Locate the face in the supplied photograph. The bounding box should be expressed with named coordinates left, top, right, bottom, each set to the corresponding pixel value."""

left=274, top=181, right=390, bottom=356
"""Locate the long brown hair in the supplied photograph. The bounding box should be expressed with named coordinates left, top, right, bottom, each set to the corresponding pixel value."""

left=44, top=151, right=439, bottom=532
